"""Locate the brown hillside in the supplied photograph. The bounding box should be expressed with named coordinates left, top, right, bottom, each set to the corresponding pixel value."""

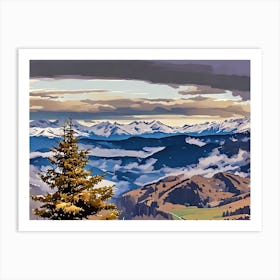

left=119, top=172, right=250, bottom=220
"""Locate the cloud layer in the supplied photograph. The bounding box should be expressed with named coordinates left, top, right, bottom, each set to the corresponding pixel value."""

left=30, top=95, right=249, bottom=119
left=30, top=60, right=250, bottom=92
left=29, top=60, right=251, bottom=122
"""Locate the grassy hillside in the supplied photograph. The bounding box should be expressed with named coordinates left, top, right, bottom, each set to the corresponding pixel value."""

left=171, top=206, right=223, bottom=220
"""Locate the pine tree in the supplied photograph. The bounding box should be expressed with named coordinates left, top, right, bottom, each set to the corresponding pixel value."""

left=32, top=120, right=119, bottom=220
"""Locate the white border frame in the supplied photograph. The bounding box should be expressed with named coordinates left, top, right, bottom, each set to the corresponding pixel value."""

left=18, top=48, right=262, bottom=232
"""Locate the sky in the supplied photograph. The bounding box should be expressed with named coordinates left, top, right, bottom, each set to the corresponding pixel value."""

left=30, top=60, right=250, bottom=126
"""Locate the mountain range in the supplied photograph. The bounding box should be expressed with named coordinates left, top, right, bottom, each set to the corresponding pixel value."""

left=30, top=118, right=250, bottom=139
left=29, top=118, right=251, bottom=220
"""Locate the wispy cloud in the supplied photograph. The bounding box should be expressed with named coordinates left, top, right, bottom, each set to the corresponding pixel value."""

left=81, top=146, right=165, bottom=158
left=30, top=95, right=250, bottom=119
left=185, top=137, right=206, bottom=147
left=178, top=85, right=226, bottom=95
left=30, top=89, right=108, bottom=95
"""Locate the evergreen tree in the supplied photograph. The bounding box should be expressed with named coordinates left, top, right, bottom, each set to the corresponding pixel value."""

left=32, top=120, right=119, bottom=220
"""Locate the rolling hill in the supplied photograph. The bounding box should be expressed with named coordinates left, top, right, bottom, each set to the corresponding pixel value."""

left=118, top=172, right=250, bottom=220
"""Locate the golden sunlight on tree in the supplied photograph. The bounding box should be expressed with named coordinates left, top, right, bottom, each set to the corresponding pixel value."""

left=32, top=120, right=119, bottom=220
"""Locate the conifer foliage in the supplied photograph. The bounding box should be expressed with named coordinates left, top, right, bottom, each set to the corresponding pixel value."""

left=32, top=120, right=119, bottom=220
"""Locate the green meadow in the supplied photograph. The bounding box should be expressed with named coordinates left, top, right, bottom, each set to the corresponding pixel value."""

left=171, top=206, right=224, bottom=220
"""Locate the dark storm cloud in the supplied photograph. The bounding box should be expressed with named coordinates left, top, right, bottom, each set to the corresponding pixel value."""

left=30, top=60, right=250, bottom=92
left=232, top=90, right=250, bottom=101
left=160, top=60, right=250, bottom=76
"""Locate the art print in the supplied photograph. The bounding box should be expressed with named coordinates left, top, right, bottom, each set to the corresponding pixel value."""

left=18, top=49, right=262, bottom=231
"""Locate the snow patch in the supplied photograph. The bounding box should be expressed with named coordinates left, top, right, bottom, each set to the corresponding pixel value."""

left=30, top=151, right=53, bottom=159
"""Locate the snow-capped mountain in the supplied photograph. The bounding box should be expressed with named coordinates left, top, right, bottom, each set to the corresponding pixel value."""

left=30, top=120, right=89, bottom=138
left=29, top=118, right=250, bottom=139
left=30, top=119, right=61, bottom=128
left=182, top=118, right=250, bottom=136
left=75, top=120, right=175, bottom=137
left=30, top=127, right=89, bottom=138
